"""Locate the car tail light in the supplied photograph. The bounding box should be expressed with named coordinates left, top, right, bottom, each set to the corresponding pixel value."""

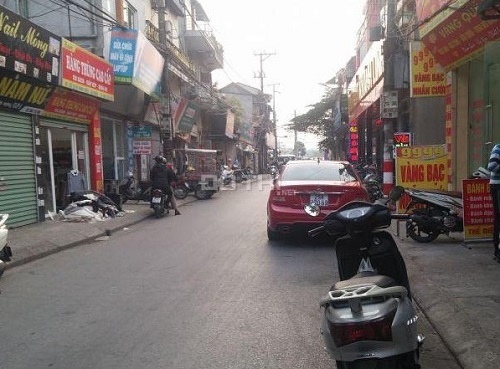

left=328, top=309, right=396, bottom=347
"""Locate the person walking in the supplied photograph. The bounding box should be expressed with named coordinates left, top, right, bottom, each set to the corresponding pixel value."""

left=487, top=143, right=500, bottom=262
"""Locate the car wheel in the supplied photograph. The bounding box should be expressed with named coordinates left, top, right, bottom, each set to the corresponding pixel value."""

left=267, top=226, right=281, bottom=241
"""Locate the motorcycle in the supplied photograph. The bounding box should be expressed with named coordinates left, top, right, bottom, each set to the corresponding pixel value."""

left=403, top=167, right=490, bottom=243
left=357, top=164, right=383, bottom=202
left=150, top=188, right=167, bottom=218
left=172, top=177, right=192, bottom=200
left=307, top=187, right=424, bottom=368
left=404, top=188, right=464, bottom=243
left=233, top=167, right=254, bottom=183
left=118, top=172, right=151, bottom=203
left=0, top=213, right=12, bottom=278
left=220, top=165, right=234, bottom=186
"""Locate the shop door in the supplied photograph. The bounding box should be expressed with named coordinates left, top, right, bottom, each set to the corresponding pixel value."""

left=40, top=124, right=89, bottom=213
left=0, top=112, right=38, bottom=227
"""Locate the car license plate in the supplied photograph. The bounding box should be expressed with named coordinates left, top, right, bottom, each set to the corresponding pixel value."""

left=310, top=194, right=328, bottom=206
left=152, top=196, right=162, bottom=204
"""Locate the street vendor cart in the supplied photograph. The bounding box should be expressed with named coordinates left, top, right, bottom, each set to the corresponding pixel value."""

left=174, top=148, right=220, bottom=200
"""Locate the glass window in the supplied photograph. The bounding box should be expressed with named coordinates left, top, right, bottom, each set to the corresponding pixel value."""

left=281, top=163, right=358, bottom=182
left=123, top=1, right=137, bottom=29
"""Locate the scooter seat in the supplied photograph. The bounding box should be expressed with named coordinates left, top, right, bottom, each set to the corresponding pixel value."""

left=332, top=274, right=396, bottom=291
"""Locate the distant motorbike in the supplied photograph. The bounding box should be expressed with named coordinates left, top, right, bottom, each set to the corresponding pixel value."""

left=150, top=188, right=167, bottom=218
left=269, top=165, right=278, bottom=179
left=233, top=167, right=254, bottom=183
left=0, top=213, right=12, bottom=278
left=221, top=165, right=234, bottom=186
left=119, top=172, right=151, bottom=203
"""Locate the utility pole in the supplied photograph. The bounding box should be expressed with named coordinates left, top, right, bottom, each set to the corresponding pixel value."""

left=254, top=52, right=275, bottom=92
left=382, top=0, right=397, bottom=195
left=269, top=83, right=280, bottom=157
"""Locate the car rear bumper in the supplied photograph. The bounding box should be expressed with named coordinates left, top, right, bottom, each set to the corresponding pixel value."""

left=267, top=203, right=325, bottom=234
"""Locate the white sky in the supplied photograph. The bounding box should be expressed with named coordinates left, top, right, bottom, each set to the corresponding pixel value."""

left=201, top=0, right=366, bottom=150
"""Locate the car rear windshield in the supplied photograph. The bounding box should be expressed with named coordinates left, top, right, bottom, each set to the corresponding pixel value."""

left=281, top=163, right=359, bottom=182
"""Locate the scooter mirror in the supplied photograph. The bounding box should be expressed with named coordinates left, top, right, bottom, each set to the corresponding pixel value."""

left=304, top=203, right=321, bottom=217
left=389, top=186, right=405, bottom=202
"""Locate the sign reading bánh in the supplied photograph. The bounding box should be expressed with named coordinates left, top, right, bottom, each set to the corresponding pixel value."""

left=462, top=178, right=494, bottom=242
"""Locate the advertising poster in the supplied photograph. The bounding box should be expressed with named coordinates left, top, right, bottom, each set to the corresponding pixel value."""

left=108, top=28, right=137, bottom=83
left=132, top=31, right=164, bottom=97
left=410, top=41, right=446, bottom=97
left=395, top=144, right=448, bottom=212
left=61, top=38, right=114, bottom=101
left=462, top=178, right=494, bottom=242
left=0, top=5, right=60, bottom=84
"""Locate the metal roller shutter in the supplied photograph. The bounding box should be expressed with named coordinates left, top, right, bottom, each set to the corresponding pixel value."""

left=0, top=112, right=37, bottom=227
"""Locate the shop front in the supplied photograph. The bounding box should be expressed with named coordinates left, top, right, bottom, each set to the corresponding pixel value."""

left=415, top=0, right=500, bottom=188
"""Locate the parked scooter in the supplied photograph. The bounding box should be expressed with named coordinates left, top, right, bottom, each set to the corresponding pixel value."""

left=150, top=188, right=167, bottom=218
left=119, top=172, right=151, bottom=203
left=220, top=165, right=234, bottom=186
left=307, top=187, right=424, bottom=368
left=233, top=167, right=254, bottom=183
left=0, top=213, right=12, bottom=278
left=403, top=167, right=490, bottom=243
left=404, top=188, right=464, bottom=243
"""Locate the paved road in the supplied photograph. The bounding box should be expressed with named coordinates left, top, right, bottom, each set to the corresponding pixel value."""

left=0, top=180, right=460, bottom=369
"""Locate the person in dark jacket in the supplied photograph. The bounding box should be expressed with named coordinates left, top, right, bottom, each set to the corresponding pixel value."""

left=150, top=156, right=181, bottom=215
left=150, top=156, right=170, bottom=191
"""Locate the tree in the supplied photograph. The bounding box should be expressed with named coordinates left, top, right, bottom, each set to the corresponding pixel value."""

left=294, top=140, right=306, bottom=157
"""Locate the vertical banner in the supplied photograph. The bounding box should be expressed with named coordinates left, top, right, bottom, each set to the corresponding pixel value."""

left=462, top=178, right=493, bottom=242
left=89, top=112, right=103, bottom=192
left=410, top=41, right=446, bottom=97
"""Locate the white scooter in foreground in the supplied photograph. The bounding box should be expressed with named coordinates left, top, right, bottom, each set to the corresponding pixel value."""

left=307, top=187, right=424, bottom=369
left=0, top=213, right=12, bottom=278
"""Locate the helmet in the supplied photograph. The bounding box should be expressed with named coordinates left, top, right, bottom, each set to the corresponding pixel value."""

left=154, top=155, right=165, bottom=164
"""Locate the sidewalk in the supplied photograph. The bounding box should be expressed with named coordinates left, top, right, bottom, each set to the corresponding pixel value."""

left=3, top=198, right=500, bottom=369
left=390, top=222, right=500, bottom=369
left=5, top=195, right=197, bottom=270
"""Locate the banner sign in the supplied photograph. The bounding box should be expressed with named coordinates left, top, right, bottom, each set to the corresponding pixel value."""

left=173, top=97, right=198, bottom=133
left=108, top=28, right=136, bottom=83
left=410, top=41, right=446, bottom=97
left=0, top=69, right=54, bottom=113
left=394, top=132, right=412, bottom=147
left=131, top=125, right=152, bottom=138
left=396, top=144, right=448, bottom=190
left=418, top=0, right=500, bottom=70
left=108, top=28, right=163, bottom=97
left=90, top=112, right=103, bottom=192
left=0, top=5, right=61, bottom=85
left=61, top=38, right=114, bottom=101
left=349, top=120, right=359, bottom=162
left=462, top=178, right=493, bottom=241
left=133, top=139, right=152, bottom=155
left=132, top=31, right=164, bottom=97
left=42, top=88, right=100, bottom=124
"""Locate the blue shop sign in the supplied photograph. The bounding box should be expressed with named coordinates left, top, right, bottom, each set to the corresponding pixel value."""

left=109, top=28, right=137, bottom=83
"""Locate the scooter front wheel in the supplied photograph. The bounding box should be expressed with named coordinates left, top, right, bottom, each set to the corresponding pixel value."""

left=406, top=218, right=440, bottom=243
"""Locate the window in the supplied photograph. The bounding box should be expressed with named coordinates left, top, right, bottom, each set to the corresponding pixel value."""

left=123, top=1, right=137, bottom=29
